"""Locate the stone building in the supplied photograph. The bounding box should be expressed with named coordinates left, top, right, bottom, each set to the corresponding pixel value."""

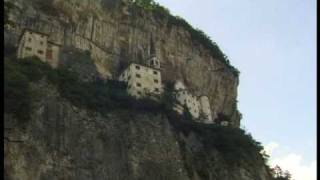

left=17, top=28, right=61, bottom=68
left=17, top=28, right=48, bottom=62
left=118, top=56, right=162, bottom=98
left=199, top=96, right=213, bottom=123
left=173, top=81, right=213, bottom=123
left=46, top=41, right=61, bottom=68
left=174, top=81, right=201, bottom=118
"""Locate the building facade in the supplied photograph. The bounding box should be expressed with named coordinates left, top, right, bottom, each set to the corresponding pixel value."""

left=17, top=29, right=49, bottom=62
left=17, top=29, right=60, bottom=68
left=174, top=81, right=200, bottom=119
left=173, top=81, right=213, bottom=123
left=199, top=96, right=213, bottom=123
left=119, top=63, right=162, bottom=98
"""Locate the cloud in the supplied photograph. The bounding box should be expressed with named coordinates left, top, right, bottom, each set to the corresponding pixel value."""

left=263, top=142, right=316, bottom=180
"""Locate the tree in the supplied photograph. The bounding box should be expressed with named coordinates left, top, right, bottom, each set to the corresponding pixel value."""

left=270, top=165, right=293, bottom=180
left=161, top=81, right=177, bottom=112
left=4, top=1, right=15, bottom=27
left=182, top=105, right=193, bottom=122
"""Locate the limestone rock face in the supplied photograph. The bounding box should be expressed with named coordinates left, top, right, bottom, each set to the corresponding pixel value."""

left=4, top=80, right=271, bottom=180
left=5, top=0, right=241, bottom=126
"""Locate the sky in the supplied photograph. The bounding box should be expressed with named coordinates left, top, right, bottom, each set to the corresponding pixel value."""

left=155, top=0, right=317, bottom=179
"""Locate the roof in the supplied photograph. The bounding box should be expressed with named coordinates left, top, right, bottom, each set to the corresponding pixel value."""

left=129, top=62, right=161, bottom=71
left=18, top=28, right=49, bottom=43
left=48, top=40, right=62, bottom=47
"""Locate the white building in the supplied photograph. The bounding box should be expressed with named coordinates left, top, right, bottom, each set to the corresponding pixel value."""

left=173, top=81, right=213, bottom=123
left=174, top=81, right=200, bottom=118
left=199, top=95, right=213, bottom=123
left=17, top=28, right=61, bottom=68
left=118, top=56, right=162, bottom=98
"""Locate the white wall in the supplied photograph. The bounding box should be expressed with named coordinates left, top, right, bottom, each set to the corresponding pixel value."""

left=17, top=30, right=48, bottom=62
left=119, top=63, right=162, bottom=98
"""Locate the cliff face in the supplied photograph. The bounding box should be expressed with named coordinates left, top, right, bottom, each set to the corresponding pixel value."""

left=5, top=0, right=241, bottom=126
left=4, top=79, right=271, bottom=180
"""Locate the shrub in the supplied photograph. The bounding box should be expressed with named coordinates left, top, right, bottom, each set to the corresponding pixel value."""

left=4, top=58, right=32, bottom=122
left=167, top=116, right=265, bottom=167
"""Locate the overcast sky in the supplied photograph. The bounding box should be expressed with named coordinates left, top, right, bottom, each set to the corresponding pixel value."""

left=154, top=0, right=317, bottom=179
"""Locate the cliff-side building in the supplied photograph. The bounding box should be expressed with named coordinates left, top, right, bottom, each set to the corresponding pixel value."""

left=174, top=81, right=201, bottom=118
left=17, top=28, right=60, bottom=68
left=173, top=81, right=213, bottom=123
left=199, top=96, right=213, bottom=123
left=118, top=56, right=162, bottom=98
left=46, top=41, right=61, bottom=68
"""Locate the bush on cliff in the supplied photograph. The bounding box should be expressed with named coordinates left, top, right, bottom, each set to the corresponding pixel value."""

left=168, top=115, right=266, bottom=167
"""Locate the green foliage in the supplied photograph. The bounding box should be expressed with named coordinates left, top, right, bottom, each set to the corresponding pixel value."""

left=270, top=165, right=293, bottom=180
left=161, top=81, right=177, bottom=111
left=4, top=1, right=15, bottom=27
left=4, top=58, right=32, bottom=122
left=168, top=117, right=266, bottom=167
left=4, top=56, right=167, bottom=119
left=182, top=105, right=193, bottom=122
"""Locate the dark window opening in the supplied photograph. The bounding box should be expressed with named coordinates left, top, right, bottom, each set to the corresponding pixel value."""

left=154, top=79, right=159, bottom=83
left=136, top=65, right=140, bottom=70
left=28, top=38, right=32, bottom=42
left=136, top=83, right=141, bottom=87
left=136, top=74, right=141, bottom=78
left=153, top=71, right=158, bottom=75
left=25, top=47, right=32, bottom=51
left=137, top=91, right=141, bottom=95
left=38, top=50, right=44, bottom=54
left=155, top=88, right=159, bottom=92
left=46, top=49, right=53, bottom=59
left=40, top=41, right=44, bottom=45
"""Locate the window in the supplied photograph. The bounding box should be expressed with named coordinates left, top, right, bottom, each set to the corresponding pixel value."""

left=128, top=85, right=131, bottom=89
left=136, top=83, right=141, bottom=87
left=136, top=74, right=141, bottom=78
left=25, top=47, right=32, bottom=51
left=155, top=88, right=159, bottom=92
left=154, top=79, right=159, bottom=83
left=128, top=76, right=131, bottom=80
left=136, top=65, right=140, bottom=70
left=28, top=38, right=32, bottom=42
left=38, top=50, right=44, bottom=54
left=40, top=41, right=43, bottom=45
left=46, top=50, right=52, bottom=59
left=137, top=91, right=141, bottom=95
left=153, top=71, right=158, bottom=75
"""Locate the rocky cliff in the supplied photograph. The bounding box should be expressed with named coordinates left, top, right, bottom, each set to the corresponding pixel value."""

left=5, top=0, right=241, bottom=126
left=4, top=78, right=272, bottom=180
left=3, top=1, right=275, bottom=180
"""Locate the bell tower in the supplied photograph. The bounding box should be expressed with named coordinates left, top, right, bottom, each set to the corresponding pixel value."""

left=147, top=36, right=160, bottom=69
